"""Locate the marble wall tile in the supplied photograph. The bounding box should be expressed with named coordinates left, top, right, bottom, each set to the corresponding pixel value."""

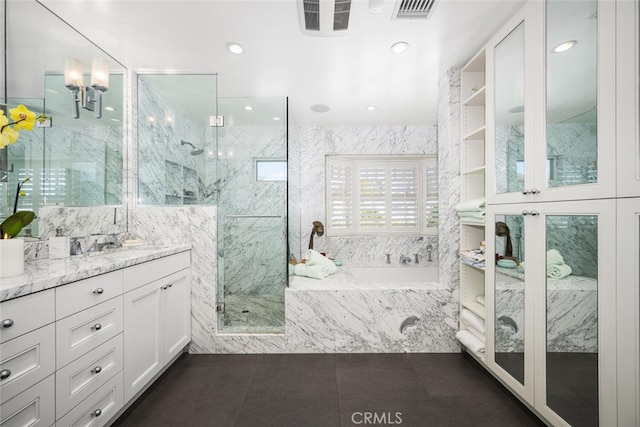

left=285, top=287, right=459, bottom=353
left=437, top=68, right=461, bottom=293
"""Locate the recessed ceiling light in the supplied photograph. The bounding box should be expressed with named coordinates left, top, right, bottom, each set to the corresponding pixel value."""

left=391, top=41, right=409, bottom=54
left=367, top=106, right=376, bottom=111
left=227, top=42, right=244, bottom=54
left=310, top=104, right=330, bottom=113
left=244, top=105, right=253, bottom=111
left=272, top=116, right=281, bottom=121
left=104, top=106, right=116, bottom=112
left=552, top=40, right=577, bottom=53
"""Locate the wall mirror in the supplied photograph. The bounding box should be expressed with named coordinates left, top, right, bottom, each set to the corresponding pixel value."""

left=546, top=0, right=597, bottom=188
left=494, top=21, right=525, bottom=195
left=2, top=0, right=126, bottom=238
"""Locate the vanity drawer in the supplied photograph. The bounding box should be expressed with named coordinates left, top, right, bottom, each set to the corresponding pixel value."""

left=56, top=333, right=123, bottom=417
left=56, top=270, right=124, bottom=320
left=0, top=290, right=55, bottom=344
left=56, top=370, right=123, bottom=427
left=0, top=323, right=55, bottom=403
left=56, top=297, right=123, bottom=369
left=124, top=251, right=190, bottom=292
left=0, top=374, right=55, bottom=427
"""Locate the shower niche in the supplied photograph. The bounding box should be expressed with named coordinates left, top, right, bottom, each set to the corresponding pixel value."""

left=164, top=160, right=199, bottom=205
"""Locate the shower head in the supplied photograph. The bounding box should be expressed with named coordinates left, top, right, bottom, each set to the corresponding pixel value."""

left=180, top=140, right=204, bottom=156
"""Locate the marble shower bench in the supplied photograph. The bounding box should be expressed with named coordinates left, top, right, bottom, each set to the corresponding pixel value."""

left=286, top=261, right=459, bottom=353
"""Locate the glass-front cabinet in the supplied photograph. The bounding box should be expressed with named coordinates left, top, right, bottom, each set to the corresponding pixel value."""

left=486, top=200, right=616, bottom=426
left=487, top=0, right=616, bottom=204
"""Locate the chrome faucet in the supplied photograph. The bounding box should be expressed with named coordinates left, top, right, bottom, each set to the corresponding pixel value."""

left=385, top=253, right=391, bottom=264
left=414, top=253, right=420, bottom=264
left=70, top=238, right=83, bottom=256
left=399, top=255, right=412, bottom=265
left=426, top=244, right=434, bottom=262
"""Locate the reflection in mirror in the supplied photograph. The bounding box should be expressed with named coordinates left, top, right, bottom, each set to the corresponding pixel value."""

left=546, top=0, right=597, bottom=188
left=546, top=215, right=598, bottom=426
left=137, top=74, right=218, bottom=206
left=2, top=0, right=127, bottom=239
left=494, top=22, right=525, bottom=195
left=494, top=215, right=525, bottom=385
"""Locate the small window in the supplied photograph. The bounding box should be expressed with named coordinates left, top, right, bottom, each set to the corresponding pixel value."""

left=256, top=160, right=287, bottom=182
left=326, top=155, right=438, bottom=235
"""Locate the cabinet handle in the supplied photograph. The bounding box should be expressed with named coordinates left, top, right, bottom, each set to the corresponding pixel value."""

left=91, top=323, right=102, bottom=331
left=91, top=409, right=102, bottom=417
left=1, top=319, right=14, bottom=328
left=93, top=288, right=104, bottom=295
left=91, top=366, right=102, bottom=374
left=0, top=369, right=11, bottom=380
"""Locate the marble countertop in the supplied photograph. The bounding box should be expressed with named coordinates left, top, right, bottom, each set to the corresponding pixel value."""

left=0, top=244, right=191, bottom=302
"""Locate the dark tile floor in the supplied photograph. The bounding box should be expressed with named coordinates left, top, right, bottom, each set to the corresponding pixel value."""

left=111, top=352, right=546, bottom=427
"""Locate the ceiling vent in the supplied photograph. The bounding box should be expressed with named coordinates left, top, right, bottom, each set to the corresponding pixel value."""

left=299, top=0, right=352, bottom=36
left=393, top=0, right=437, bottom=19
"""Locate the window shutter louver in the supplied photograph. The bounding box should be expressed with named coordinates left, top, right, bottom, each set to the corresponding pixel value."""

left=358, top=165, right=387, bottom=230
left=423, top=160, right=439, bottom=231
left=326, top=159, right=354, bottom=233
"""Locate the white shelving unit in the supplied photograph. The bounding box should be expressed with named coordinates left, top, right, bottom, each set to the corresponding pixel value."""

left=459, top=48, right=487, bottom=356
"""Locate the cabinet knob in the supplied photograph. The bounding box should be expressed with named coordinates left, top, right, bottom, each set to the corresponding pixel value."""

left=530, top=188, right=540, bottom=194
left=91, top=323, right=102, bottom=331
left=522, top=210, right=530, bottom=215
left=0, top=369, right=11, bottom=380
left=93, top=288, right=104, bottom=295
left=91, top=366, right=102, bottom=374
left=161, top=285, right=167, bottom=290
left=91, top=409, right=102, bottom=417
left=522, top=189, right=530, bottom=195
left=1, top=319, right=14, bottom=328
left=531, top=210, right=540, bottom=216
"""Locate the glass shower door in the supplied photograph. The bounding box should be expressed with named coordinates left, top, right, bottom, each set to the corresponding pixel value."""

left=216, top=97, right=288, bottom=333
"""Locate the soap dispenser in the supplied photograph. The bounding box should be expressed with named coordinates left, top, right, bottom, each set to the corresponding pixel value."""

left=49, top=227, right=70, bottom=259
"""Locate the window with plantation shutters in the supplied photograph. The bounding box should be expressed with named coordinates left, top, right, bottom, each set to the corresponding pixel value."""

left=326, top=155, right=438, bottom=235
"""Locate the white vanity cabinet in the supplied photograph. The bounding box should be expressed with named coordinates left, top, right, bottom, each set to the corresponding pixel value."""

left=123, top=251, right=191, bottom=402
left=0, top=249, right=191, bottom=427
left=0, top=290, right=56, bottom=427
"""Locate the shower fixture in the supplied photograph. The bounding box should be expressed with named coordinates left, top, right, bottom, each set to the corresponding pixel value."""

left=308, top=221, right=324, bottom=250
left=180, top=140, right=204, bottom=155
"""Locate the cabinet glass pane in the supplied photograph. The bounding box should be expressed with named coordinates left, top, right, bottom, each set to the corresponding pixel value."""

left=546, top=0, right=597, bottom=188
left=494, top=22, right=525, bottom=195
left=546, top=215, right=598, bottom=426
left=494, top=215, right=525, bottom=385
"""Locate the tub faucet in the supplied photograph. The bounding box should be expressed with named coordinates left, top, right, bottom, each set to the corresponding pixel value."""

left=385, top=253, right=391, bottom=264
left=426, top=244, right=434, bottom=262
left=399, top=255, right=412, bottom=265
left=414, top=253, right=420, bottom=264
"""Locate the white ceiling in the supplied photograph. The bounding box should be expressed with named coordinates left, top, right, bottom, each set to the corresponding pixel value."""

left=13, top=0, right=527, bottom=126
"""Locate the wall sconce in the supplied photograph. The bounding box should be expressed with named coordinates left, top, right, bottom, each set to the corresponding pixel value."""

left=64, top=57, right=109, bottom=119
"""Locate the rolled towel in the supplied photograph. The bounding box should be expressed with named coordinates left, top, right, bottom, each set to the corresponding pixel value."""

left=454, top=198, right=486, bottom=212
left=546, top=249, right=565, bottom=266
left=465, top=325, right=485, bottom=343
left=294, top=263, right=331, bottom=280
left=456, top=330, right=485, bottom=354
left=303, top=249, right=338, bottom=274
left=461, top=308, right=485, bottom=334
left=547, top=263, right=572, bottom=279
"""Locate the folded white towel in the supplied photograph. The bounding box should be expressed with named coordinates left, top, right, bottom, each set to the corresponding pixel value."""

left=546, top=249, right=565, bottom=266
left=456, top=330, right=485, bottom=354
left=458, top=216, right=485, bottom=225
left=454, top=198, right=486, bottom=212
left=457, top=211, right=486, bottom=220
left=465, top=325, right=485, bottom=343
left=303, top=249, right=337, bottom=274
left=461, top=308, right=485, bottom=334
left=294, top=263, right=331, bottom=280
left=547, top=263, right=572, bottom=279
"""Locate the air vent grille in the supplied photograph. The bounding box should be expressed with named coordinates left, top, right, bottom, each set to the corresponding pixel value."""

left=303, top=0, right=320, bottom=30
left=395, top=0, right=436, bottom=19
